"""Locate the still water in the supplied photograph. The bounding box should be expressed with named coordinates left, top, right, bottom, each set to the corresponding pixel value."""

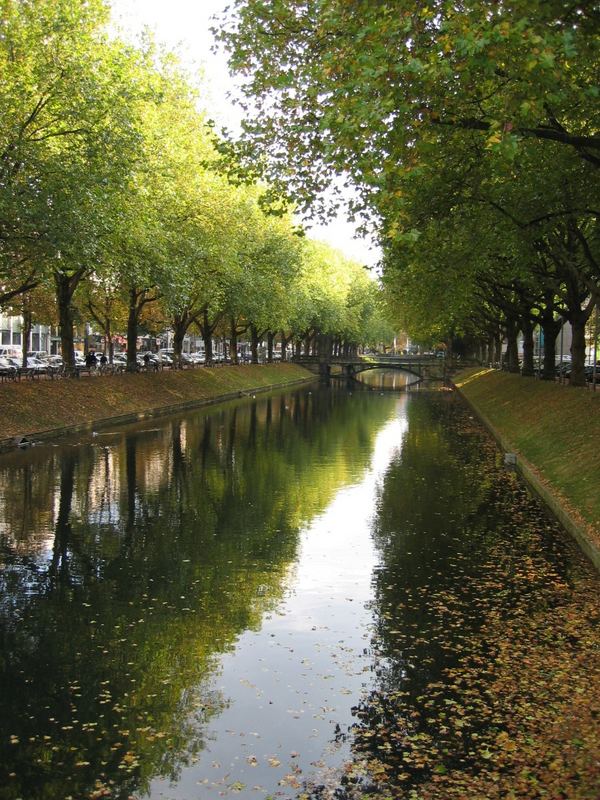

left=0, top=381, right=596, bottom=800
left=353, top=367, right=418, bottom=391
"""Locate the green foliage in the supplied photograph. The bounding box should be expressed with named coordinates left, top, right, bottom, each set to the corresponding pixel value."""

left=0, top=0, right=149, bottom=289
left=218, top=0, right=599, bottom=212
left=217, top=0, right=599, bottom=355
left=0, top=0, right=392, bottom=356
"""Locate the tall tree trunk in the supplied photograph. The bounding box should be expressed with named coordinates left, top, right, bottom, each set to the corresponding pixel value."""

left=486, top=335, right=494, bottom=366
left=230, top=317, right=239, bottom=364
left=201, top=309, right=213, bottom=364
left=250, top=324, right=260, bottom=364
left=21, top=296, right=32, bottom=368
left=105, top=318, right=114, bottom=363
left=303, top=333, right=311, bottom=356
left=569, top=313, right=588, bottom=387
left=485, top=339, right=492, bottom=364
left=55, top=272, right=77, bottom=368
left=172, top=316, right=188, bottom=368
left=126, top=287, right=139, bottom=372
left=280, top=331, right=291, bottom=362
left=267, top=331, right=274, bottom=363
left=521, top=318, right=535, bottom=376
left=493, top=333, right=502, bottom=366
left=294, top=339, right=302, bottom=359
left=504, top=319, right=520, bottom=373
left=319, top=333, right=332, bottom=358
left=540, top=315, right=563, bottom=381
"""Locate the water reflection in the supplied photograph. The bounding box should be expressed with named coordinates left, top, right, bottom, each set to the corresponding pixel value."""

left=0, top=387, right=401, bottom=800
left=3, top=387, right=594, bottom=800
left=338, top=393, right=597, bottom=798
left=354, top=368, right=420, bottom=391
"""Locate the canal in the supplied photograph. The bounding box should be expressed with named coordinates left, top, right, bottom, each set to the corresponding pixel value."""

left=0, top=380, right=598, bottom=799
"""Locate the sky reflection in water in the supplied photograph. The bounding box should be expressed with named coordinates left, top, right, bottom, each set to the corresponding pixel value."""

left=148, top=406, right=409, bottom=799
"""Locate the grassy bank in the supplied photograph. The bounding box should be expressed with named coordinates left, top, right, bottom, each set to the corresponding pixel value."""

left=0, top=363, right=313, bottom=443
left=454, top=368, right=600, bottom=554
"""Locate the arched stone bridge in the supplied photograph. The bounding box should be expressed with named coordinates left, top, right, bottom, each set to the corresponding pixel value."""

left=293, top=355, right=447, bottom=382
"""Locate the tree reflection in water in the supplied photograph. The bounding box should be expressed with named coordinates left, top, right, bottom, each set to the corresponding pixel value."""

left=0, top=386, right=397, bottom=800
left=332, top=393, right=596, bottom=800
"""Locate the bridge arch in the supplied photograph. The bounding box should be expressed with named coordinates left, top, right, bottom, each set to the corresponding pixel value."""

left=344, top=362, right=423, bottom=380
left=293, top=356, right=446, bottom=382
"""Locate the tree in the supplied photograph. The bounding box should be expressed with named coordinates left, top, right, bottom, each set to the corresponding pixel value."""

left=0, top=0, right=152, bottom=365
left=224, top=201, right=303, bottom=363
left=217, top=0, right=599, bottom=382
left=217, top=0, right=599, bottom=219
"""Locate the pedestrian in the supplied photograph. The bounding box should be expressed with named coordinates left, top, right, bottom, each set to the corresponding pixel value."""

left=100, top=353, right=108, bottom=365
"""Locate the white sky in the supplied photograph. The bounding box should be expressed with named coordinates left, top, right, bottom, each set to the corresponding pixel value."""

left=110, top=0, right=381, bottom=268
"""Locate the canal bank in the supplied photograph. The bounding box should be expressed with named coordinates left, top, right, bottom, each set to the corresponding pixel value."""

left=0, top=363, right=314, bottom=451
left=453, top=367, right=600, bottom=571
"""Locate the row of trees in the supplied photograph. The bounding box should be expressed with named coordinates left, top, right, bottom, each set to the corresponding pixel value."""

left=216, top=0, right=599, bottom=385
left=0, top=0, right=393, bottom=371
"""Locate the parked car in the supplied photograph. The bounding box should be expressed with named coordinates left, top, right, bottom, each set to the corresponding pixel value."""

left=137, top=351, right=161, bottom=367
left=5, top=356, right=46, bottom=374
left=158, top=348, right=187, bottom=365
left=555, top=362, right=571, bottom=378
left=0, top=357, right=18, bottom=378
left=0, top=346, right=22, bottom=360
left=26, top=356, right=48, bottom=374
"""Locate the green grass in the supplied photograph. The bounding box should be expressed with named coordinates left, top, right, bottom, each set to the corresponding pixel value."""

left=454, top=368, right=600, bottom=539
left=0, top=363, right=313, bottom=441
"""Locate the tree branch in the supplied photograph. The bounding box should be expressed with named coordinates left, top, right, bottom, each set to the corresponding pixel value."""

left=432, top=116, right=600, bottom=166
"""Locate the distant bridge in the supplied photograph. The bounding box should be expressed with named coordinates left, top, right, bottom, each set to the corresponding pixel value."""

left=293, top=355, right=447, bottom=383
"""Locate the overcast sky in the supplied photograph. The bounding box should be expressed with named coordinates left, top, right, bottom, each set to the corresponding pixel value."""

left=110, top=0, right=381, bottom=268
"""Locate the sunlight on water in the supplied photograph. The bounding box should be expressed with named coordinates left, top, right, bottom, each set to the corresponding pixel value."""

left=146, top=399, right=409, bottom=799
